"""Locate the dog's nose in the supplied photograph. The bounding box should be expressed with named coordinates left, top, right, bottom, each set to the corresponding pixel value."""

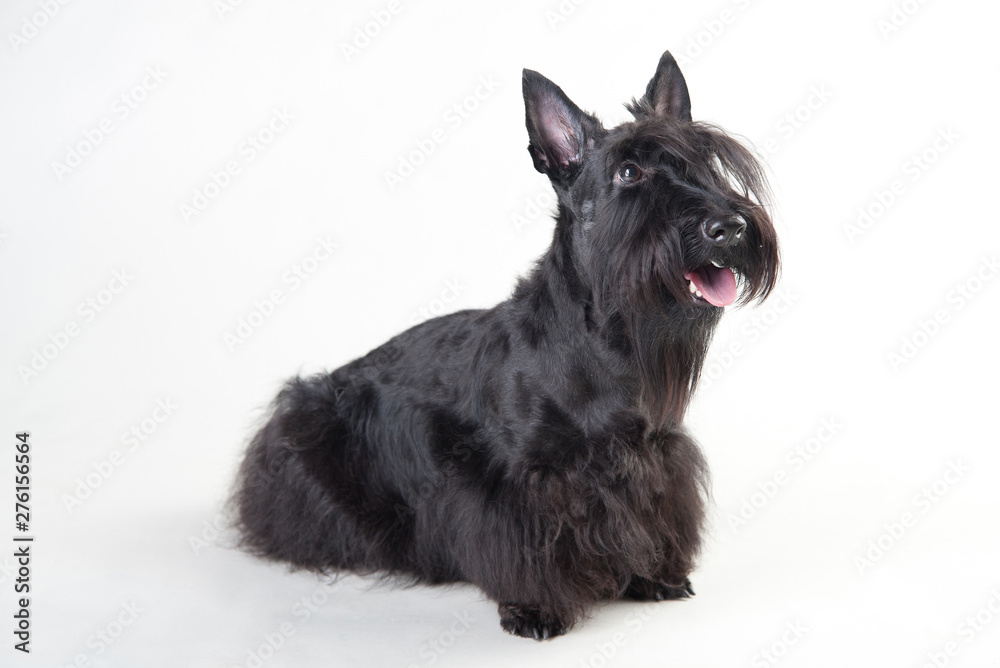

left=703, top=219, right=746, bottom=248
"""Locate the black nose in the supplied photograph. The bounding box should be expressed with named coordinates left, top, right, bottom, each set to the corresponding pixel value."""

left=703, top=219, right=746, bottom=248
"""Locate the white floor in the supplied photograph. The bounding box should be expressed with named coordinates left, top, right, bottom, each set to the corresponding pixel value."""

left=3, top=1, right=999, bottom=666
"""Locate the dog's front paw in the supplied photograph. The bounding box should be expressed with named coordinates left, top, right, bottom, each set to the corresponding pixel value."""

left=624, top=576, right=695, bottom=601
left=498, top=603, right=568, bottom=640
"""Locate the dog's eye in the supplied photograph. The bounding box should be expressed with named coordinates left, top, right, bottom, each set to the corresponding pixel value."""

left=617, top=163, right=642, bottom=184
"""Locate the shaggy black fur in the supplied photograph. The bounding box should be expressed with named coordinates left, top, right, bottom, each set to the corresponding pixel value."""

left=231, top=50, right=779, bottom=639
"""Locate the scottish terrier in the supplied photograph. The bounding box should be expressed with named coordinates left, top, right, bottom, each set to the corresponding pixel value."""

left=232, top=49, right=779, bottom=639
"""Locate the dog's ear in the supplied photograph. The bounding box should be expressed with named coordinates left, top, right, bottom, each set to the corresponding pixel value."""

left=522, top=69, right=596, bottom=184
left=635, top=50, right=692, bottom=121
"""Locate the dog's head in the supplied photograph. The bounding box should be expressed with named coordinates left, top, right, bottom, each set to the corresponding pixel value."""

left=522, top=50, right=780, bottom=425
left=522, top=50, right=779, bottom=315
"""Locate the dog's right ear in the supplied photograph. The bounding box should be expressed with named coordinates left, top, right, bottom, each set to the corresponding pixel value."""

left=522, top=69, right=596, bottom=185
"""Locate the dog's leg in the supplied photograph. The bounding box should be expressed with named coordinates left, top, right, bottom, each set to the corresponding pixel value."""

left=497, top=603, right=571, bottom=640
left=624, top=575, right=695, bottom=601
left=621, top=427, right=706, bottom=603
left=233, top=371, right=401, bottom=573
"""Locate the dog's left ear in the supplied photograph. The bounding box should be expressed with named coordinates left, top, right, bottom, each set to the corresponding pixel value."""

left=635, top=50, right=692, bottom=121
left=522, top=69, right=598, bottom=185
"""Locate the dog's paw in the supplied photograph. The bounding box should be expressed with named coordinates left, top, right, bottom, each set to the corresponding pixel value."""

left=498, top=603, right=568, bottom=640
left=624, top=576, right=695, bottom=601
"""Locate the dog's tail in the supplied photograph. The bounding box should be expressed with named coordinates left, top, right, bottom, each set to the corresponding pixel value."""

left=229, top=374, right=349, bottom=571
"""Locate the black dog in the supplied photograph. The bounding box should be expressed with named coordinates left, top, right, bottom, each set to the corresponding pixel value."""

left=232, top=50, right=779, bottom=639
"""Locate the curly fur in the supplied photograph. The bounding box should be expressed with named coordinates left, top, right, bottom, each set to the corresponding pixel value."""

left=230, top=49, right=779, bottom=639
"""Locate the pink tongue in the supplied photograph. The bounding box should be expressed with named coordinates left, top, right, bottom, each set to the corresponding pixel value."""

left=684, top=266, right=737, bottom=307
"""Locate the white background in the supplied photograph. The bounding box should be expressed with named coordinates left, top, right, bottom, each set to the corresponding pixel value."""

left=2, top=0, right=999, bottom=666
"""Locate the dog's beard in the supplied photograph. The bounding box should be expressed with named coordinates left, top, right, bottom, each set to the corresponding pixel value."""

left=589, top=186, right=777, bottom=428
left=596, top=253, right=719, bottom=428
left=623, top=306, right=722, bottom=429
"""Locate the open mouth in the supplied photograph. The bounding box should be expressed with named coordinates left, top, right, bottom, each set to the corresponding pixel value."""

left=684, top=261, right=737, bottom=307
